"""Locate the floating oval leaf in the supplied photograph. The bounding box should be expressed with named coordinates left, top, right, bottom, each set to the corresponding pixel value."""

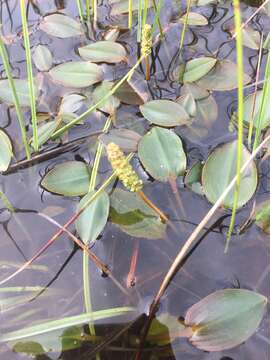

left=197, top=60, right=251, bottom=91
left=185, top=289, right=267, bottom=351
left=32, top=45, right=53, bottom=72
left=140, top=100, right=189, bottom=127
left=110, top=189, right=166, bottom=239
left=181, top=83, right=209, bottom=100
left=76, top=191, right=110, bottom=244
left=59, top=93, right=86, bottom=114
left=41, top=161, right=91, bottom=196
left=202, top=141, right=257, bottom=209
left=32, top=120, right=58, bottom=148
left=49, top=62, right=103, bottom=88
left=179, top=12, right=208, bottom=26
left=243, top=90, right=270, bottom=130
left=0, top=130, right=12, bottom=171
left=79, top=41, right=127, bottom=63
left=99, top=128, right=142, bottom=152
left=0, top=79, right=38, bottom=107
left=183, top=57, right=217, bottom=83
left=184, top=161, right=204, bottom=195
left=138, top=127, right=186, bottom=182
left=40, top=14, right=83, bottom=38
left=254, top=200, right=270, bottom=234
left=93, top=81, right=120, bottom=114
left=110, top=0, right=153, bottom=15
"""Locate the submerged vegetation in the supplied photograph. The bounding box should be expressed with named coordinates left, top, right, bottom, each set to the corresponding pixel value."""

left=0, top=0, right=270, bottom=359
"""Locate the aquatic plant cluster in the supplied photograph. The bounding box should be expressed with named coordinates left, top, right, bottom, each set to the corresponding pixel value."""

left=0, top=0, right=270, bottom=359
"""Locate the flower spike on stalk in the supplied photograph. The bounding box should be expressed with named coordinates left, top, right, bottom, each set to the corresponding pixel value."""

left=107, top=142, right=143, bottom=193
left=141, top=24, right=152, bottom=57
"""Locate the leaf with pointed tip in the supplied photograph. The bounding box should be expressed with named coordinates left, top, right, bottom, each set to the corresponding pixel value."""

left=243, top=90, right=270, bottom=130
left=140, top=100, right=189, bottom=127
left=79, top=41, right=127, bottom=63
left=185, top=289, right=267, bottom=352
left=183, top=57, right=217, bottom=83
left=99, top=128, right=141, bottom=152
left=110, top=189, right=166, bottom=239
left=184, top=161, right=204, bottom=195
left=0, top=79, right=38, bottom=107
left=0, top=130, right=12, bottom=172
left=40, top=14, right=83, bottom=38
left=202, top=141, right=257, bottom=209
left=32, top=45, right=53, bottom=72
left=41, top=161, right=91, bottom=196
left=93, top=81, right=120, bottom=114
left=110, top=0, right=153, bottom=15
left=49, top=62, right=103, bottom=88
left=179, top=12, right=208, bottom=26
left=138, top=127, right=186, bottom=182
left=197, top=60, right=251, bottom=91
left=76, top=191, right=109, bottom=245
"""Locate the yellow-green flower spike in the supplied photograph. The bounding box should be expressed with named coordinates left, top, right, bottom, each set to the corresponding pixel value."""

left=107, top=142, right=143, bottom=192
left=141, top=24, right=152, bottom=57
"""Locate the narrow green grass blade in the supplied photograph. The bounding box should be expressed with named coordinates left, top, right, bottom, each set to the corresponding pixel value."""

left=152, top=0, right=164, bottom=37
left=225, top=0, right=244, bottom=252
left=0, top=33, right=31, bottom=160
left=19, top=0, right=38, bottom=152
left=142, top=0, right=149, bottom=29
left=253, top=50, right=270, bottom=151
left=179, top=0, right=191, bottom=53
left=128, top=0, right=133, bottom=29
left=86, top=0, right=91, bottom=21
left=0, top=307, right=135, bottom=342
left=137, top=0, right=143, bottom=42
left=76, top=0, right=84, bottom=21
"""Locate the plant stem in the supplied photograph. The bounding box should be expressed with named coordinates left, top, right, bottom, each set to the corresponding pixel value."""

left=145, top=55, right=150, bottom=80
left=152, top=0, right=164, bottom=38
left=225, top=0, right=244, bottom=252
left=142, top=0, right=149, bottom=29
left=137, top=0, right=143, bottom=42
left=83, top=115, right=112, bottom=360
left=51, top=56, right=144, bottom=139
left=253, top=51, right=270, bottom=151
left=19, top=0, right=38, bottom=152
left=86, top=0, right=91, bottom=21
left=138, top=190, right=168, bottom=223
left=128, top=0, right=133, bottom=29
left=76, top=0, right=84, bottom=21
left=0, top=32, right=31, bottom=160
left=179, top=0, right=191, bottom=53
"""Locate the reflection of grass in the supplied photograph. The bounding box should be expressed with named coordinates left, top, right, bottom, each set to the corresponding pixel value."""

left=225, top=0, right=244, bottom=252
left=0, top=33, right=31, bottom=159
left=19, top=0, right=38, bottom=152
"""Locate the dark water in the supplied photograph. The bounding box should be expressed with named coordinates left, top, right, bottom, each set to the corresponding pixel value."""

left=0, top=0, right=270, bottom=359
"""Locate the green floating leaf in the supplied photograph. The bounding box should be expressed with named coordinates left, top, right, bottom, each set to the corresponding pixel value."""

left=176, top=93, right=197, bottom=117
left=110, top=189, right=166, bottom=239
left=99, top=128, right=142, bottom=152
left=59, top=93, right=86, bottom=114
left=93, top=81, right=120, bottom=114
left=79, top=41, right=127, bottom=63
left=202, top=141, right=257, bottom=209
left=13, top=341, right=45, bottom=356
left=138, top=127, right=186, bottom=182
left=185, top=289, right=267, bottom=352
left=243, top=90, right=270, bottom=130
left=183, top=57, right=217, bottom=83
left=32, top=120, right=58, bottom=148
left=110, top=0, right=153, bottom=15
left=49, top=62, right=103, bottom=88
left=76, top=191, right=110, bottom=244
left=254, top=200, right=270, bottom=234
left=0, top=79, right=38, bottom=107
left=241, top=26, right=261, bottom=50
left=181, top=83, right=209, bottom=100
left=197, top=60, right=251, bottom=91
left=140, top=100, right=189, bottom=127
left=115, top=80, right=147, bottom=105
left=41, top=161, right=91, bottom=196
left=40, top=14, right=83, bottom=38
left=0, top=130, right=12, bottom=172
left=184, top=161, right=204, bottom=195
left=179, top=12, right=208, bottom=26
left=0, top=307, right=135, bottom=342
left=32, top=45, right=53, bottom=72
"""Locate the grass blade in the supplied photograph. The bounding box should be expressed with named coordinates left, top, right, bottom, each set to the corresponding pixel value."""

left=0, top=307, right=135, bottom=342
left=19, top=0, right=38, bottom=152
left=76, top=0, right=84, bottom=21
left=0, top=32, right=31, bottom=160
